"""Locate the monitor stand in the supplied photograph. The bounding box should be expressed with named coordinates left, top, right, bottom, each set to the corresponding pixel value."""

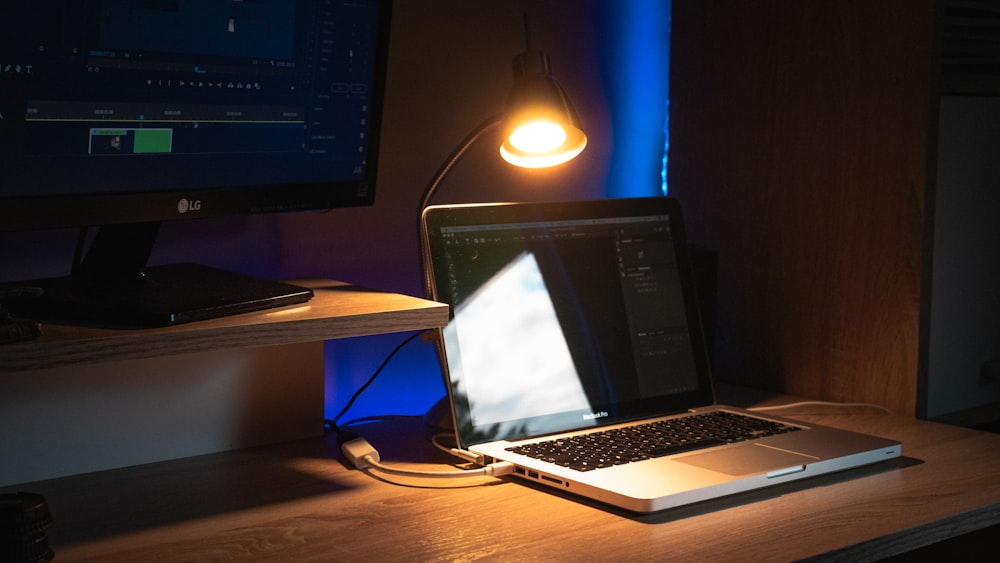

left=4, top=222, right=313, bottom=328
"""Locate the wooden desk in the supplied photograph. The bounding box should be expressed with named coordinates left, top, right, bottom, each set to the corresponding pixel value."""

left=5, top=387, right=999, bottom=561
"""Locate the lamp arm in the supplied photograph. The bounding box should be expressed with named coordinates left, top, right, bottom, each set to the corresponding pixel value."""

left=418, top=113, right=504, bottom=211
left=418, top=113, right=503, bottom=300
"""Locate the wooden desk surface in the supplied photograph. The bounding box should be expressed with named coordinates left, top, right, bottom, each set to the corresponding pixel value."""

left=5, top=388, right=1000, bottom=562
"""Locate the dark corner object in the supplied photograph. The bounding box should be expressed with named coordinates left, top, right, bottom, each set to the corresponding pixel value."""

left=0, top=286, right=42, bottom=344
left=0, top=492, right=54, bottom=563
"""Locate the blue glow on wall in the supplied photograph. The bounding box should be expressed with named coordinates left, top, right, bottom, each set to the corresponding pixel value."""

left=601, top=0, right=672, bottom=197
left=324, top=332, right=445, bottom=424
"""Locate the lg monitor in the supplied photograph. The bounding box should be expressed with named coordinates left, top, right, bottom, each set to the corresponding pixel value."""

left=0, top=0, right=392, bottom=326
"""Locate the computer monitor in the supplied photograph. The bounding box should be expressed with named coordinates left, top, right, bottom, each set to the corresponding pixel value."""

left=0, top=0, right=393, bottom=326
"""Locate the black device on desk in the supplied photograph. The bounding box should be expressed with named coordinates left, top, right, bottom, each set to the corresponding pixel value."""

left=0, top=286, right=42, bottom=343
left=0, top=0, right=393, bottom=326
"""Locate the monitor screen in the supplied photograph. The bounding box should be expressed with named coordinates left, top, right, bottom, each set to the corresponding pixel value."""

left=0, top=0, right=393, bottom=326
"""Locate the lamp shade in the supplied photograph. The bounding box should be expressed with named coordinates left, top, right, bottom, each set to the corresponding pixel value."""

left=499, top=50, right=587, bottom=168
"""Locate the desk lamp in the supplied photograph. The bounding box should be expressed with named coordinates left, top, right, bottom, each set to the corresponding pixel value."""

left=330, top=23, right=591, bottom=462
left=418, top=20, right=588, bottom=298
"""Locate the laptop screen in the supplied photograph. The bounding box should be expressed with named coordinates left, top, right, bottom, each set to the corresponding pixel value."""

left=422, top=198, right=714, bottom=447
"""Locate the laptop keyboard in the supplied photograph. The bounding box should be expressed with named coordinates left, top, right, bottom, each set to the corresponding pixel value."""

left=505, top=410, right=801, bottom=472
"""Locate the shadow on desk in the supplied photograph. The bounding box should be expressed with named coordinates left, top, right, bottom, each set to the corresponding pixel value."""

left=2, top=417, right=480, bottom=547
left=2, top=438, right=351, bottom=546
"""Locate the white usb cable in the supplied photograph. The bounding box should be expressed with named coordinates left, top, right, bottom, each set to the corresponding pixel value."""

left=341, top=436, right=515, bottom=479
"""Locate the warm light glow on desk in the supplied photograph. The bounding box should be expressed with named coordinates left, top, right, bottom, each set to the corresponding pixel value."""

left=264, top=305, right=313, bottom=318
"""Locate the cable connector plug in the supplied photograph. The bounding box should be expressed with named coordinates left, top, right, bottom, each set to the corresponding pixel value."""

left=341, top=437, right=380, bottom=469
left=481, top=461, right=516, bottom=477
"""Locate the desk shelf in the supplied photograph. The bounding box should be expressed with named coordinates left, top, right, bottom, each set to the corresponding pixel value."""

left=0, top=280, right=448, bottom=373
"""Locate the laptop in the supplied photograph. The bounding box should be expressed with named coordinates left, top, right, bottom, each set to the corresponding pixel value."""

left=420, top=196, right=901, bottom=513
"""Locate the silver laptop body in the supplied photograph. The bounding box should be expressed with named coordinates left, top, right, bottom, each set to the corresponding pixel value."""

left=421, top=197, right=901, bottom=513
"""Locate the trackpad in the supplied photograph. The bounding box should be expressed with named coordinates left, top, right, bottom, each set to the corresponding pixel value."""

left=676, top=444, right=817, bottom=477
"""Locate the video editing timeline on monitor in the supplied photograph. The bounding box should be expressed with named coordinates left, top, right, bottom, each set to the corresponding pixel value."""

left=2, top=1, right=376, bottom=194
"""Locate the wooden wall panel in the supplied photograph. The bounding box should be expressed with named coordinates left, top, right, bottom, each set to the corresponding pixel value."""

left=668, top=1, right=937, bottom=416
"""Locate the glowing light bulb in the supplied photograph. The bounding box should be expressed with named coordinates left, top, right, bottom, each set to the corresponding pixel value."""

left=508, top=121, right=567, bottom=153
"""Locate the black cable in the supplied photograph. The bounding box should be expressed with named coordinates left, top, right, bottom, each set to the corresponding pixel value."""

left=323, top=331, right=514, bottom=483
left=523, top=14, right=532, bottom=51
left=325, top=330, right=427, bottom=441
left=71, top=226, right=89, bottom=276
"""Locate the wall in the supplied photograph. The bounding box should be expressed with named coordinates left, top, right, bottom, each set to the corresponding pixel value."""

left=3, top=0, right=961, bottom=432
left=668, top=0, right=937, bottom=416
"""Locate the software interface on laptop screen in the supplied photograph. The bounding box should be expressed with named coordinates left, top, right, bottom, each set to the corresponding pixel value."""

left=433, top=213, right=700, bottom=442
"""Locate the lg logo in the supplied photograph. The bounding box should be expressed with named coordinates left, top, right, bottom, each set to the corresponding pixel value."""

left=177, top=198, right=202, bottom=214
